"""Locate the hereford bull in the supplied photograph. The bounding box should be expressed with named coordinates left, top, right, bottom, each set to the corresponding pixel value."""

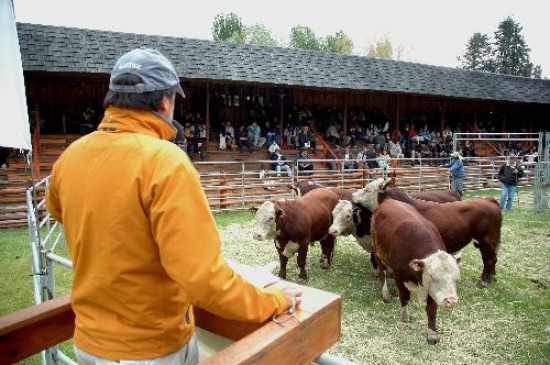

left=328, top=188, right=460, bottom=257
left=352, top=178, right=502, bottom=287
left=251, top=188, right=340, bottom=282
left=371, top=198, right=460, bottom=344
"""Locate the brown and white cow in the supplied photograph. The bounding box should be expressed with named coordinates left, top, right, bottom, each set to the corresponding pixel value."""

left=251, top=188, right=340, bottom=282
left=352, top=178, right=502, bottom=287
left=329, top=187, right=460, bottom=259
left=371, top=198, right=460, bottom=344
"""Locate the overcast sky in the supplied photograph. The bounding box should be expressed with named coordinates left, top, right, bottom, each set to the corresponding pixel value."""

left=13, top=0, right=549, bottom=77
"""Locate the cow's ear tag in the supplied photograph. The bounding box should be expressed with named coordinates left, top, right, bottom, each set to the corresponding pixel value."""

left=409, top=259, right=425, bottom=272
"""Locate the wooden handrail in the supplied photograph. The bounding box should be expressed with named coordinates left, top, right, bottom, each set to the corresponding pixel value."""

left=0, top=284, right=341, bottom=364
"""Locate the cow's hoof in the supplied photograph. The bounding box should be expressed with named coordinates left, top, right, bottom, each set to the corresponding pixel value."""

left=382, top=293, right=391, bottom=303
left=297, top=277, right=307, bottom=284
left=477, top=279, right=488, bottom=288
left=278, top=272, right=287, bottom=280
left=426, top=330, right=439, bottom=345
left=319, top=254, right=327, bottom=264
left=488, top=275, right=497, bottom=283
left=320, top=261, right=331, bottom=270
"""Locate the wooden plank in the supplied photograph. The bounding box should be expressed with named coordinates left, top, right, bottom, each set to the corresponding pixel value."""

left=0, top=296, right=75, bottom=364
left=0, top=284, right=341, bottom=365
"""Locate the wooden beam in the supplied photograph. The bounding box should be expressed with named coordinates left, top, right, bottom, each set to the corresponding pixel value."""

left=205, top=82, right=210, bottom=150
left=0, top=284, right=341, bottom=365
left=32, top=98, right=41, bottom=180
left=0, top=296, right=74, bottom=364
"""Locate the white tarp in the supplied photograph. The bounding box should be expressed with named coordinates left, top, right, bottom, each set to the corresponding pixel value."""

left=0, top=0, right=32, bottom=150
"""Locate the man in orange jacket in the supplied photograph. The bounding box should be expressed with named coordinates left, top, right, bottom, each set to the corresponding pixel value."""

left=46, top=48, right=302, bottom=364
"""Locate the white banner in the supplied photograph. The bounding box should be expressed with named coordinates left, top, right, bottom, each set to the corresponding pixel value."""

left=0, top=0, right=32, bottom=150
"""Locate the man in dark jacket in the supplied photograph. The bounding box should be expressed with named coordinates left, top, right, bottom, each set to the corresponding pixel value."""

left=498, top=154, right=524, bottom=211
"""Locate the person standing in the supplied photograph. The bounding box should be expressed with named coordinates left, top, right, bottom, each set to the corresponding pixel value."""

left=498, top=153, right=525, bottom=211
left=441, top=151, right=465, bottom=196
left=46, top=48, right=301, bottom=365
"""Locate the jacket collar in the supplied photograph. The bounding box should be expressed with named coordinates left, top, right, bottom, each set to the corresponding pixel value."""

left=98, top=106, right=176, bottom=141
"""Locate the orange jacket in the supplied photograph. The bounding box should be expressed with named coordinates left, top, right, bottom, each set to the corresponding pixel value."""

left=46, top=107, right=289, bottom=360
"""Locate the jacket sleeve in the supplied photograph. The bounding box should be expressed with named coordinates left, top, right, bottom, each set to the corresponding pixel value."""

left=45, top=160, right=63, bottom=223
left=147, top=148, right=289, bottom=323
left=516, top=165, right=525, bottom=178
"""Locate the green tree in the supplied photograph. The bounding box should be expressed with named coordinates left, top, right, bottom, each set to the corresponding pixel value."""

left=323, top=30, right=354, bottom=55
left=212, top=12, right=245, bottom=43
left=366, top=37, right=394, bottom=59
left=244, top=24, right=279, bottom=47
left=532, top=65, right=542, bottom=79
left=458, top=32, right=493, bottom=71
left=289, top=26, right=322, bottom=51
left=492, top=16, right=533, bottom=77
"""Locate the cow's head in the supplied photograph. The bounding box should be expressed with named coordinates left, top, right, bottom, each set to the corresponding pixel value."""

left=252, top=201, right=283, bottom=241
left=329, top=200, right=359, bottom=236
left=288, top=184, right=301, bottom=198
left=351, top=178, right=391, bottom=211
left=410, top=250, right=460, bottom=308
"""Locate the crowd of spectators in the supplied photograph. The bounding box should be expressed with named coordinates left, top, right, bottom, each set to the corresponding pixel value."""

left=174, top=103, right=543, bottom=173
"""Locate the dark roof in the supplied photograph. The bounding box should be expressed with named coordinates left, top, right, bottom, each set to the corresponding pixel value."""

left=17, top=22, right=550, bottom=104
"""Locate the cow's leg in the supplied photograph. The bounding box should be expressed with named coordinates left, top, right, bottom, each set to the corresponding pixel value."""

left=395, top=279, right=411, bottom=322
left=376, top=257, right=391, bottom=302
left=276, top=245, right=288, bottom=280
left=476, top=240, right=498, bottom=288
left=319, top=236, right=335, bottom=269
left=296, top=242, right=309, bottom=282
left=370, top=251, right=379, bottom=277
left=425, top=295, right=440, bottom=344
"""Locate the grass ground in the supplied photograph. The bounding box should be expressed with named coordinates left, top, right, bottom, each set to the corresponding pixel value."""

left=1, top=187, right=549, bottom=364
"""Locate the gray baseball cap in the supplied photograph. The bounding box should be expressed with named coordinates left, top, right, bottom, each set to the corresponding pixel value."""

left=109, top=48, right=184, bottom=97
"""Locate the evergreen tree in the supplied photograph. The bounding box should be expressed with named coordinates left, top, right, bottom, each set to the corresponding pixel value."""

left=458, top=32, right=493, bottom=71
left=492, top=16, right=532, bottom=77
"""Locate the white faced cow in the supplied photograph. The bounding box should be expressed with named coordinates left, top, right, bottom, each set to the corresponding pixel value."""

left=372, top=198, right=460, bottom=344
left=251, top=188, right=340, bottom=282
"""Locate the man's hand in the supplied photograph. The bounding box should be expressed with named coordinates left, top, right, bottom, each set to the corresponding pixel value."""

left=280, top=287, right=304, bottom=311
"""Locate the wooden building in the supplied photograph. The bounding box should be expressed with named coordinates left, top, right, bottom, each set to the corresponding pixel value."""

left=17, top=22, right=550, bottom=144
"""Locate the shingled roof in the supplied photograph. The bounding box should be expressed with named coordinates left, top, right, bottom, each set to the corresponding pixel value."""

left=17, top=22, right=550, bottom=105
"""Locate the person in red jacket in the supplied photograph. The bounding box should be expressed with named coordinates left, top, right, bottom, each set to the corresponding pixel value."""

left=46, top=48, right=301, bottom=365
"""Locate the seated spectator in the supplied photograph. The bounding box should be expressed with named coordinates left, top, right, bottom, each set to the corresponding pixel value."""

left=389, top=140, right=404, bottom=159
left=298, top=125, right=317, bottom=151
left=284, top=123, right=299, bottom=148
left=374, top=132, right=386, bottom=151
left=463, top=141, right=476, bottom=157
left=297, top=148, right=314, bottom=175
left=326, top=122, right=341, bottom=146
left=360, top=144, right=378, bottom=169
left=341, top=145, right=356, bottom=170
left=248, top=121, right=266, bottom=148
left=236, top=125, right=253, bottom=152
left=268, top=140, right=281, bottom=158
left=272, top=148, right=292, bottom=177
left=264, top=121, right=279, bottom=145
left=172, top=120, right=188, bottom=153
left=327, top=145, right=341, bottom=171
left=377, top=148, right=391, bottom=170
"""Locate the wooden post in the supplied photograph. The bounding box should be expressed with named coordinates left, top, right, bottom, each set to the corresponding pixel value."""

left=279, top=92, right=284, bottom=139
left=32, top=99, right=41, bottom=181
left=342, top=95, right=348, bottom=147
left=395, top=95, right=400, bottom=140
left=205, top=82, right=210, bottom=151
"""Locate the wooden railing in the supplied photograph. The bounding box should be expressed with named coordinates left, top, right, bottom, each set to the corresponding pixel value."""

left=0, top=284, right=341, bottom=364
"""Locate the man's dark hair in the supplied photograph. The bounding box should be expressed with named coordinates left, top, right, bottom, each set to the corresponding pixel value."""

left=104, top=74, right=178, bottom=111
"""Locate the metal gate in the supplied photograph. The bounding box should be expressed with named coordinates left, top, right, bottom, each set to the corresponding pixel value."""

left=26, top=176, right=76, bottom=365
left=453, top=132, right=548, bottom=212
